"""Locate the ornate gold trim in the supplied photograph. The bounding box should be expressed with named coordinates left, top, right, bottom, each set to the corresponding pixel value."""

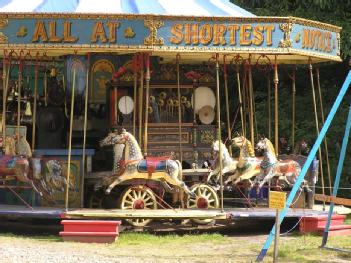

left=0, top=19, right=8, bottom=43
left=336, top=33, right=341, bottom=56
left=0, top=13, right=341, bottom=32
left=279, top=19, right=294, bottom=48
left=144, top=19, right=164, bottom=46
left=0, top=44, right=342, bottom=62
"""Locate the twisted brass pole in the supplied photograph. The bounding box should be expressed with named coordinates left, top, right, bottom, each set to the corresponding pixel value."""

left=274, top=56, right=279, bottom=155
left=31, top=61, right=38, bottom=150
left=235, top=64, right=245, bottom=137
left=215, top=54, right=224, bottom=213
left=143, top=54, right=150, bottom=155
left=65, top=68, right=76, bottom=211
left=81, top=54, right=90, bottom=208
left=223, top=56, right=232, bottom=156
left=292, top=68, right=296, bottom=148
left=176, top=54, right=183, bottom=163
left=248, top=59, right=255, bottom=147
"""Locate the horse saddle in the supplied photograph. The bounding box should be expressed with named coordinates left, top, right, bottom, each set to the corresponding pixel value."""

left=137, top=156, right=169, bottom=175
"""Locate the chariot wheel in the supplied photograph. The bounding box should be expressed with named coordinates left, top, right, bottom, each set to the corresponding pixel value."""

left=119, top=185, right=157, bottom=227
left=187, top=184, right=219, bottom=225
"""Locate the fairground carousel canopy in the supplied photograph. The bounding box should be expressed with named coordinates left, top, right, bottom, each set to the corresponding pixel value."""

left=0, top=0, right=341, bottom=63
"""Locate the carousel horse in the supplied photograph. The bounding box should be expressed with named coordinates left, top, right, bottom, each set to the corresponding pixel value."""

left=252, top=138, right=311, bottom=192
left=99, top=129, right=195, bottom=197
left=0, top=136, right=71, bottom=203
left=207, top=140, right=237, bottom=183
left=224, top=135, right=261, bottom=186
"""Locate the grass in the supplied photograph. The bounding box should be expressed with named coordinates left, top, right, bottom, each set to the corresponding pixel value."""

left=116, top=232, right=227, bottom=246
left=344, top=214, right=351, bottom=224
left=266, top=234, right=351, bottom=262
left=1, top=231, right=351, bottom=262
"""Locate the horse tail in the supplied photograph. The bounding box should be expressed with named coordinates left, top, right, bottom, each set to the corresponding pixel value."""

left=175, top=160, right=182, bottom=180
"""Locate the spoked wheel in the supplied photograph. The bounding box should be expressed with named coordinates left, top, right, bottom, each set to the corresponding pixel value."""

left=119, top=185, right=157, bottom=227
left=187, top=184, right=219, bottom=225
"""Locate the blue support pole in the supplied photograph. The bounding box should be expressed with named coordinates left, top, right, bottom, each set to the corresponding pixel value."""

left=321, top=103, right=351, bottom=247
left=256, top=70, right=351, bottom=262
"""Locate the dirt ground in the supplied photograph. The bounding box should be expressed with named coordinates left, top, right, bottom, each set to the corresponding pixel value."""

left=1, top=232, right=351, bottom=263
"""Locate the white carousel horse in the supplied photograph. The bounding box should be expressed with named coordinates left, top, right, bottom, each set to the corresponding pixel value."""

left=224, top=135, right=261, bottom=186
left=99, top=129, right=195, bottom=197
left=207, top=140, right=238, bottom=183
left=252, top=138, right=311, bottom=192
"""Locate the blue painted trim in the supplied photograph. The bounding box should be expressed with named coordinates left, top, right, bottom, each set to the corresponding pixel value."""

left=195, top=0, right=229, bottom=16
left=256, top=70, right=351, bottom=262
left=322, top=103, right=351, bottom=247
left=33, top=149, right=95, bottom=156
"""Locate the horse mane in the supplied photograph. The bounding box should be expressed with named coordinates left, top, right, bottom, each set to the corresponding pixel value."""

left=265, top=139, right=276, bottom=156
left=244, top=139, right=255, bottom=157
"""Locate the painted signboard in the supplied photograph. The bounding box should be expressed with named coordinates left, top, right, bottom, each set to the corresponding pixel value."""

left=0, top=14, right=341, bottom=61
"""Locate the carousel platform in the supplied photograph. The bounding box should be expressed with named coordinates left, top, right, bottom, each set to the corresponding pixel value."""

left=0, top=205, right=342, bottom=221
left=62, top=207, right=329, bottom=221
left=0, top=205, right=63, bottom=219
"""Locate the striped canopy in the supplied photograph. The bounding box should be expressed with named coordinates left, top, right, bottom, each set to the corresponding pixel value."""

left=0, top=0, right=254, bottom=17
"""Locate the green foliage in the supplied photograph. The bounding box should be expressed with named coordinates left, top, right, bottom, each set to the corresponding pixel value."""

left=227, top=0, right=351, bottom=196
left=231, top=0, right=351, bottom=58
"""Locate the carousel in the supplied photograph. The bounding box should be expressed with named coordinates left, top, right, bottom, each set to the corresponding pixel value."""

left=0, top=0, right=342, bottom=227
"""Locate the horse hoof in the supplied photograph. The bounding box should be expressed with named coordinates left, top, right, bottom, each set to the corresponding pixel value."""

left=189, top=191, right=196, bottom=198
left=105, top=189, right=111, bottom=195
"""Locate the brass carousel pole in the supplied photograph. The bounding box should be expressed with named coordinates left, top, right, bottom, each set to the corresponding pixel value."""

left=176, top=53, right=184, bottom=207
left=133, top=56, right=137, bottom=137
left=223, top=55, right=232, bottom=156
left=309, top=61, right=325, bottom=209
left=316, top=67, right=332, bottom=195
left=17, top=52, right=24, bottom=148
left=143, top=53, right=150, bottom=155
left=274, top=56, right=279, bottom=155
left=31, top=53, right=39, bottom=150
left=235, top=61, right=245, bottom=137
left=267, top=71, right=272, bottom=140
left=248, top=57, right=255, bottom=146
left=65, top=68, right=76, bottom=211
left=291, top=67, right=296, bottom=148
left=138, top=54, right=144, bottom=147
left=176, top=54, right=183, bottom=163
left=81, top=53, right=90, bottom=208
left=2, top=51, right=10, bottom=151
left=215, top=53, right=224, bottom=213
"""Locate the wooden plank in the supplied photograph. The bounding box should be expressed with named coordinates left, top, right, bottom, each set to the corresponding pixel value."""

left=64, top=209, right=227, bottom=220
left=315, top=194, right=351, bottom=206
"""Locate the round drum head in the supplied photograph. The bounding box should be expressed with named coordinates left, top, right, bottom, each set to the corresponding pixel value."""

left=191, top=86, right=216, bottom=114
left=199, top=105, right=215, bottom=124
left=118, top=96, right=134, bottom=115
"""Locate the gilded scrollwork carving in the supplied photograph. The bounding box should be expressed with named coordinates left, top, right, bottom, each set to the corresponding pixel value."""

left=144, top=19, right=164, bottom=46
left=279, top=22, right=293, bottom=48
left=200, top=130, right=215, bottom=145
left=0, top=19, right=8, bottom=43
